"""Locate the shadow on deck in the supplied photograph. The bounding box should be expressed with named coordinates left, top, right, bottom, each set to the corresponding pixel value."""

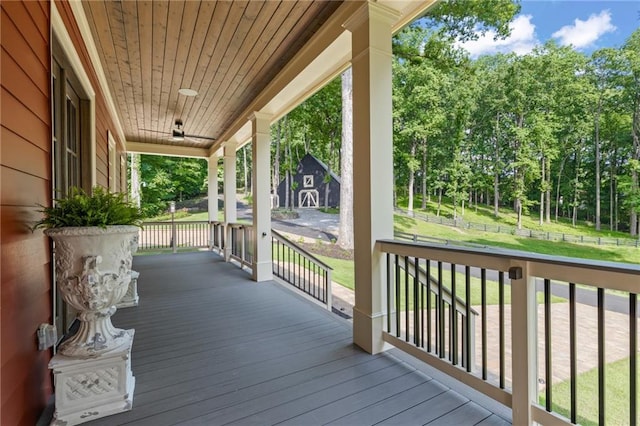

left=87, top=251, right=511, bottom=425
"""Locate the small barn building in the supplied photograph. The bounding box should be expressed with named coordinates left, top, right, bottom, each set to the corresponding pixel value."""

left=276, top=153, right=341, bottom=208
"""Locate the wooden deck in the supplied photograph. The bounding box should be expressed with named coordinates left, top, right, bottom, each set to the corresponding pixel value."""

left=87, top=251, right=511, bottom=425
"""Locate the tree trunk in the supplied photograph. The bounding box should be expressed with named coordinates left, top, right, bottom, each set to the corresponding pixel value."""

left=572, top=142, right=584, bottom=227
left=421, top=141, right=427, bottom=208
left=493, top=114, right=501, bottom=218
left=493, top=170, right=499, bottom=217
left=630, top=97, right=640, bottom=236
left=285, top=170, right=290, bottom=210
left=407, top=140, right=416, bottom=212
left=610, top=156, right=616, bottom=231
left=545, top=157, right=551, bottom=223
left=243, top=145, right=249, bottom=196
left=539, top=156, right=544, bottom=226
left=338, top=67, right=354, bottom=250
left=555, top=154, right=567, bottom=222
left=437, top=186, right=442, bottom=216
left=595, top=100, right=602, bottom=230
left=273, top=121, right=281, bottom=204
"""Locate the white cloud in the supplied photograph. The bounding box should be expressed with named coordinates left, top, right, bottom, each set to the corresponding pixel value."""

left=551, top=10, right=616, bottom=49
left=457, top=15, right=539, bottom=58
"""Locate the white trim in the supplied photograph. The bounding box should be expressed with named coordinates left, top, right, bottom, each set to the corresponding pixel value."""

left=51, top=3, right=97, bottom=187
left=68, top=0, right=127, bottom=152
left=303, top=175, right=314, bottom=188
left=126, top=141, right=209, bottom=159
left=298, top=189, right=319, bottom=208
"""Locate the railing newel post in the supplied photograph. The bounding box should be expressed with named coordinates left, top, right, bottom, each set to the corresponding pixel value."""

left=509, top=261, right=537, bottom=426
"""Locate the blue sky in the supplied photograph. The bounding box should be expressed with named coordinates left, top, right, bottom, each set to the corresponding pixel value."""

left=459, top=1, right=639, bottom=57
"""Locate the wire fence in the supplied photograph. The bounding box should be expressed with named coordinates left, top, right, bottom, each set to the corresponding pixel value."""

left=395, top=207, right=640, bottom=248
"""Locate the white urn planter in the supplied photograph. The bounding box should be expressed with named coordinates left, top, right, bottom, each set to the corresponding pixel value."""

left=46, top=225, right=137, bottom=357
left=46, top=225, right=138, bottom=425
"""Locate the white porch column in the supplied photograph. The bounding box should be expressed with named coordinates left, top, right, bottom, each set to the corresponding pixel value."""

left=208, top=152, right=220, bottom=251
left=345, top=2, right=399, bottom=354
left=207, top=152, right=220, bottom=223
left=251, top=112, right=272, bottom=282
left=223, top=142, right=237, bottom=261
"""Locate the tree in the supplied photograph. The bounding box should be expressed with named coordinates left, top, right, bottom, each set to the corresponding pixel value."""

left=138, top=155, right=207, bottom=217
left=620, top=29, right=640, bottom=235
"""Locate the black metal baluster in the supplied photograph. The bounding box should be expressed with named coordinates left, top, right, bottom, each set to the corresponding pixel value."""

left=420, top=259, right=425, bottom=348
left=414, top=257, right=420, bottom=346
left=396, top=255, right=401, bottom=337
left=451, top=264, right=457, bottom=365
left=598, top=287, right=605, bottom=425
left=438, top=261, right=444, bottom=358
left=481, top=268, right=487, bottom=380
left=499, top=271, right=505, bottom=389
left=544, top=278, right=552, bottom=411
left=465, top=266, right=471, bottom=372
left=387, top=254, right=391, bottom=333
left=630, top=293, right=637, bottom=426
left=570, top=282, right=577, bottom=424
left=404, top=256, right=409, bottom=342
left=426, top=260, right=431, bottom=352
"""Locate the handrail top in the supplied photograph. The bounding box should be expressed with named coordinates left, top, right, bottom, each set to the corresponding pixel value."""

left=141, top=220, right=209, bottom=225
left=272, top=229, right=333, bottom=271
left=379, top=238, right=640, bottom=276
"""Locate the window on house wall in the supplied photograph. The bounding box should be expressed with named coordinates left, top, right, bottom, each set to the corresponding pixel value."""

left=52, top=36, right=91, bottom=335
left=52, top=38, right=91, bottom=196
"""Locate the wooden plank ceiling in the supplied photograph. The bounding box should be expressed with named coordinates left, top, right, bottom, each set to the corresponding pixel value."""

left=81, top=1, right=342, bottom=149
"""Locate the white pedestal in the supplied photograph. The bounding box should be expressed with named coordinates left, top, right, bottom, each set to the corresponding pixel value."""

left=49, top=330, right=135, bottom=426
left=117, top=271, right=140, bottom=308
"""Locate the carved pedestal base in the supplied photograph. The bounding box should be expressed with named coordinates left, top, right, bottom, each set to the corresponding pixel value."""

left=49, top=330, right=135, bottom=426
left=117, top=271, right=140, bottom=308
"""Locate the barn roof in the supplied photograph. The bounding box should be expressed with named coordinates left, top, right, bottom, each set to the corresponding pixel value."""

left=301, top=153, right=341, bottom=184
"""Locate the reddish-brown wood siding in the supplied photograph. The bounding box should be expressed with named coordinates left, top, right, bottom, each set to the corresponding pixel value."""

left=0, top=1, right=53, bottom=424
left=54, top=0, right=125, bottom=189
left=2, top=1, right=127, bottom=423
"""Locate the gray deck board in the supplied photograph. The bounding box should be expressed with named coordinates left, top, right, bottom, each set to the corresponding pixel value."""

left=426, top=402, right=492, bottom=425
left=84, top=252, right=510, bottom=426
left=474, top=414, right=512, bottom=426
left=327, top=380, right=449, bottom=426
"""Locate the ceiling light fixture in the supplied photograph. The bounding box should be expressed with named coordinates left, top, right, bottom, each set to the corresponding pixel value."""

left=170, top=127, right=185, bottom=142
left=178, top=88, right=198, bottom=97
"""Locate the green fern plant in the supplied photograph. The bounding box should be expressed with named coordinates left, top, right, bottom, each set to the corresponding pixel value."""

left=33, top=186, right=143, bottom=229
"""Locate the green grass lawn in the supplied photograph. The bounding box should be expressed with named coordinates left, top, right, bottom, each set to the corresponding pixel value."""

left=397, top=195, right=632, bottom=240
left=539, top=355, right=640, bottom=425
left=394, top=215, right=640, bottom=265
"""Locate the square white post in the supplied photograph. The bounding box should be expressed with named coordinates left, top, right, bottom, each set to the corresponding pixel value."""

left=208, top=153, right=220, bottom=223
left=344, top=2, right=399, bottom=354
left=251, top=112, right=273, bottom=282
left=510, top=260, right=538, bottom=425
left=208, top=153, right=220, bottom=250
left=223, top=142, right=237, bottom=261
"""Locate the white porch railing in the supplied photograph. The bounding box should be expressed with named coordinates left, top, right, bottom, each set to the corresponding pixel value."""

left=227, top=222, right=254, bottom=268
left=138, top=221, right=210, bottom=251
left=378, top=239, right=639, bottom=425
